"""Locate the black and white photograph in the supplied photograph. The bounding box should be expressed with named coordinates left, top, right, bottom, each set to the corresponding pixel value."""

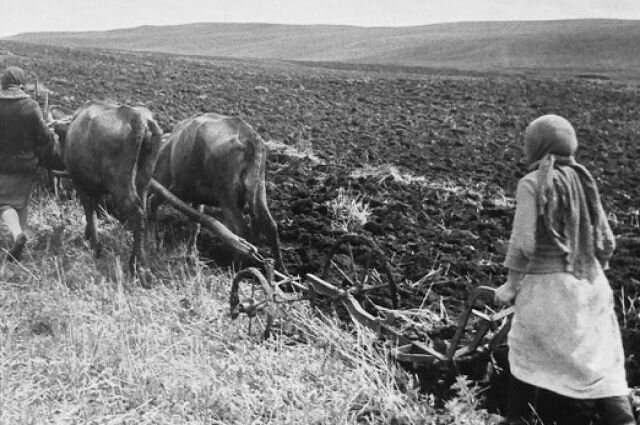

left=1, top=1, right=639, bottom=424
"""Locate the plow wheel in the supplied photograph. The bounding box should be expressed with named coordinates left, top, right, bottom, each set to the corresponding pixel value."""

left=229, top=267, right=276, bottom=340
left=321, top=234, right=398, bottom=308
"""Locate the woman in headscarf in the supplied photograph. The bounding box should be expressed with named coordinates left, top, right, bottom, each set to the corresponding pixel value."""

left=0, top=66, right=56, bottom=261
left=495, top=114, right=636, bottom=424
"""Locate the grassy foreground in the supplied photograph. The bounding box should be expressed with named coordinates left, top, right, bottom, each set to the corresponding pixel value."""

left=0, top=193, right=501, bottom=424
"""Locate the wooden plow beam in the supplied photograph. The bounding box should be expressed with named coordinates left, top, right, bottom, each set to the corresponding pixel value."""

left=149, top=178, right=263, bottom=264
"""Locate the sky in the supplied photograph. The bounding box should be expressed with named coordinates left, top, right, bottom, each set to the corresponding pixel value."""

left=2, top=0, right=640, bottom=37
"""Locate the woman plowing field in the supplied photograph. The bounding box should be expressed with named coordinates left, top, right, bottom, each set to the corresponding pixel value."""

left=0, top=66, right=56, bottom=262
left=495, top=114, right=635, bottom=424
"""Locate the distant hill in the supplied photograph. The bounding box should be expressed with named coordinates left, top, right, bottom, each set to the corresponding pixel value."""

left=7, top=20, right=640, bottom=74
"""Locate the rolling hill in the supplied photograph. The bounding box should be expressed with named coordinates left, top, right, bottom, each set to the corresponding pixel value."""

left=6, top=19, right=640, bottom=74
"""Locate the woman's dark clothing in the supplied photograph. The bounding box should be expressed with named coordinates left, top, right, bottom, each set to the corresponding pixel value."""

left=0, top=88, right=53, bottom=175
left=505, top=375, right=636, bottom=425
left=0, top=173, right=35, bottom=212
left=0, top=87, right=53, bottom=210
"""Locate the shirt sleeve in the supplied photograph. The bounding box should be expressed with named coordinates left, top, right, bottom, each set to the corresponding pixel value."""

left=504, top=176, right=537, bottom=272
left=594, top=203, right=616, bottom=270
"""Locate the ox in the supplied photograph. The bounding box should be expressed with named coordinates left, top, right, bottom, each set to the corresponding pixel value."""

left=152, top=113, right=285, bottom=272
left=53, top=101, right=162, bottom=284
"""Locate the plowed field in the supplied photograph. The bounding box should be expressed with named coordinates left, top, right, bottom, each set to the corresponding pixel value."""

left=2, top=40, right=639, bottom=385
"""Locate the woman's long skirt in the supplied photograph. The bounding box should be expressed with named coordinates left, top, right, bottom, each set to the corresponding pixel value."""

left=509, top=267, right=630, bottom=399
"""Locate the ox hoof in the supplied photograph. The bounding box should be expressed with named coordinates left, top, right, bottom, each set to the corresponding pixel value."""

left=137, top=267, right=155, bottom=289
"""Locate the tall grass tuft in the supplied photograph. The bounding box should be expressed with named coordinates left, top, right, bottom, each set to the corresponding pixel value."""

left=327, top=188, right=371, bottom=233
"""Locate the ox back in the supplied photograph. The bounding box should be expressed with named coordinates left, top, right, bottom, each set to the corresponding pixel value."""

left=63, top=101, right=163, bottom=283
left=152, top=113, right=285, bottom=271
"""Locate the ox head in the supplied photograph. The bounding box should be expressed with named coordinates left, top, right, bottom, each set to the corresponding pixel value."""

left=48, top=117, right=72, bottom=169
left=47, top=105, right=74, bottom=122
left=42, top=95, right=73, bottom=171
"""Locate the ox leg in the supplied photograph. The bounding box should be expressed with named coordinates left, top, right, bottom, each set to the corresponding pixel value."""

left=126, top=197, right=153, bottom=288
left=48, top=171, right=60, bottom=199
left=79, top=195, right=101, bottom=257
left=254, top=185, right=286, bottom=274
left=189, top=204, right=204, bottom=256
left=147, top=193, right=161, bottom=248
left=132, top=204, right=146, bottom=272
left=132, top=144, right=158, bottom=288
left=219, top=198, right=249, bottom=269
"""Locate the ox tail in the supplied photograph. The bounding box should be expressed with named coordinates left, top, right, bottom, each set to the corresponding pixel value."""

left=128, top=114, right=146, bottom=196
left=142, top=119, right=163, bottom=178
left=244, top=130, right=267, bottom=229
left=133, top=116, right=163, bottom=197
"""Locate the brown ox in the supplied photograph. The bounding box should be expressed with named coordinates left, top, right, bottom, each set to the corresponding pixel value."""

left=152, top=113, right=285, bottom=271
left=54, top=101, right=162, bottom=283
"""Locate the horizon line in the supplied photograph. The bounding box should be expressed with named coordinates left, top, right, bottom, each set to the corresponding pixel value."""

left=4, top=17, right=638, bottom=38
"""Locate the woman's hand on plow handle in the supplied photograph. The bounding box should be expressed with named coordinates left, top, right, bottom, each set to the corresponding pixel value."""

left=494, top=270, right=525, bottom=306
left=494, top=282, right=516, bottom=306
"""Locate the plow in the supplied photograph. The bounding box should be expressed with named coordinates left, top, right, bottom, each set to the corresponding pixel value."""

left=228, top=233, right=515, bottom=399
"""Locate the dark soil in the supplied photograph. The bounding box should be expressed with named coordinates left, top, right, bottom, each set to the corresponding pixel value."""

left=2, top=41, right=639, bottom=391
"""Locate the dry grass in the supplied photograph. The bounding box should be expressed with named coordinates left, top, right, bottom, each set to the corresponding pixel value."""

left=349, top=164, right=514, bottom=210
left=327, top=188, right=372, bottom=233
left=265, top=138, right=324, bottom=165
left=0, top=194, right=501, bottom=424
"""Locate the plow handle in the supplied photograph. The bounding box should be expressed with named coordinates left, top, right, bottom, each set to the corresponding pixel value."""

left=446, top=286, right=510, bottom=361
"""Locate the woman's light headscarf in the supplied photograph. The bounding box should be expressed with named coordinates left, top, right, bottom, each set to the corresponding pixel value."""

left=524, top=114, right=578, bottom=164
left=524, top=114, right=615, bottom=280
